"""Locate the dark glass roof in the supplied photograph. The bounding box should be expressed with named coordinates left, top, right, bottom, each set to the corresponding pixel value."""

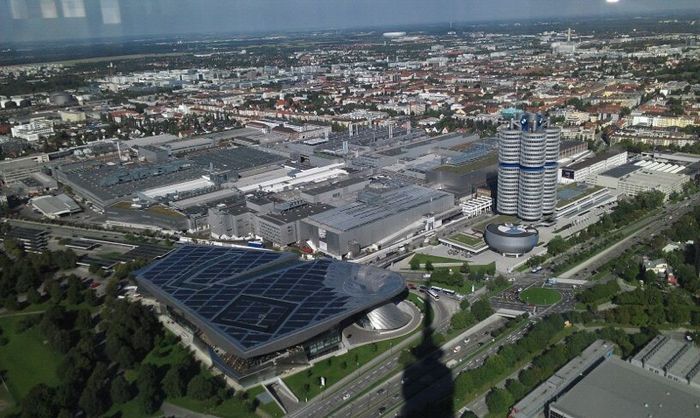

left=135, top=245, right=404, bottom=358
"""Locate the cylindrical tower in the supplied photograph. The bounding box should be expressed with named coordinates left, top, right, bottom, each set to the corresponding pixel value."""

left=496, top=113, right=560, bottom=222
left=542, top=127, right=561, bottom=215
left=517, top=131, right=546, bottom=221
left=497, top=128, right=521, bottom=215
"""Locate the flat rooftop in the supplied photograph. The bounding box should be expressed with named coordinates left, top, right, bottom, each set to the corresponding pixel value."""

left=188, top=147, right=285, bottom=173
left=511, top=340, right=613, bottom=418
left=550, top=356, right=700, bottom=418
left=135, top=245, right=405, bottom=358
left=260, top=203, right=334, bottom=226
left=306, top=184, right=451, bottom=232
left=564, top=149, right=626, bottom=171
left=598, top=163, right=641, bottom=179
left=301, top=177, right=369, bottom=197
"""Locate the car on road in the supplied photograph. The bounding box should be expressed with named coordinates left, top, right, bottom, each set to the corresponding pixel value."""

left=464, top=338, right=470, bottom=344
left=342, top=393, right=350, bottom=400
left=453, top=345, right=461, bottom=353
left=378, top=406, right=386, bottom=415
left=377, top=388, right=385, bottom=395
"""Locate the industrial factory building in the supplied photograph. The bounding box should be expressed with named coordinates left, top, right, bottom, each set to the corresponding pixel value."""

left=305, top=182, right=454, bottom=258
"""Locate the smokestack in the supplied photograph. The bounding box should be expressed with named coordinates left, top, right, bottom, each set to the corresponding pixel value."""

left=348, top=123, right=353, bottom=137
left=389, top=124, right=393, bottom=139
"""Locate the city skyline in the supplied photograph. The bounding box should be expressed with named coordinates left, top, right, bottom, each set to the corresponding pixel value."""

left=1, top=0, right=700, bottom=44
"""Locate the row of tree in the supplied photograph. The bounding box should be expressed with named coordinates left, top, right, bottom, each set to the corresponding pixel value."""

left=452, top=314, right=565, bottom=410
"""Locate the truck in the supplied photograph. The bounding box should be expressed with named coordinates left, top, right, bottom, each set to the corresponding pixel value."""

left=247, top=241, right=264, bottom=248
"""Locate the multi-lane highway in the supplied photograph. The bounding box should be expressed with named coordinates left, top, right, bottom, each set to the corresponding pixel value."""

left=330, top=317, right=510, bottom=418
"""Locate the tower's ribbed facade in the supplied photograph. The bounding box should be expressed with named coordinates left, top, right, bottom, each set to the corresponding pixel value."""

left=496, top=113, right=560, bottom=222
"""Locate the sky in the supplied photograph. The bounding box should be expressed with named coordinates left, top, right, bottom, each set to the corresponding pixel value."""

left=1, top=0, right=699, bottom=44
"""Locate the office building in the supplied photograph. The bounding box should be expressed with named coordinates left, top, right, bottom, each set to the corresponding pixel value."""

left=497, top=113, right=560, bottom=221
left=560, top=150, right=628, bottom=184
left=2, top=227, right=49, bottom=253
left=588, top=162, right=688, bottom=198
left=10, top=119, right=54, bottom=142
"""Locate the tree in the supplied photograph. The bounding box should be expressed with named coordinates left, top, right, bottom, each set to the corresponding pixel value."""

left=187, top=374, right=215, bottom=400
left=485, top=387, right=513, bottom=414
left=137, top=364, right=162, bottom=414
left=399, top=350, right=416, bottom=367
left=26, top=287, right=41, bottom=304
left=110, top=375, right=134, bottom=404
left=425, top=260, right=434, bottom=271
left=163, top=365, right=188, bottom=398
left=547, top=236, right=569, bottom=256
left=409, top=257, right=420, bottom=271
left=21, top=384, right=58, bottom=418
left=105, top=278, right=120, bottom=300
left=460, top=262, right=470, bottom=274
left=66, top=275, right=83, bottom=305
left=471, top=298, right=493, bottom=321
left=75, top=309, right=93, bottom=330
left=48, top=281, right=63, bottom=303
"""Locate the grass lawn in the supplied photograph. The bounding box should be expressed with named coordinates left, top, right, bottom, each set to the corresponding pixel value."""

left=0, top=315, right=63, bottom=414
left=446, top=233, right=483, bottom=247
left=469, top=262, right=496, bottom=276
left=169, top=396, right=257, bottom=418
left=247, top=386, right=284, bottom=418
left=410, top=253, right=464, bottom=266
left=283, top=332, right=414, bottom=401
left=519, top=288, right=561, bottom=305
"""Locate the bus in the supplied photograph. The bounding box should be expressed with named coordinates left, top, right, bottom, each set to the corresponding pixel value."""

left=427, top=289, right=440, bottom=300
left=430, top=286, right=455, bottom=295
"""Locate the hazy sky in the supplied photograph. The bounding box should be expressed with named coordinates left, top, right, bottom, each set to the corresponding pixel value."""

left=1, top=0, right=699, bottom=44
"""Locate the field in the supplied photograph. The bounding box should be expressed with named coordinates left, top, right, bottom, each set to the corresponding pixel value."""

left=519, top=288, right=561, bottom=305
left=0, top=314, right=63, bottom=415
left=410, top=253, right=464, bottom=265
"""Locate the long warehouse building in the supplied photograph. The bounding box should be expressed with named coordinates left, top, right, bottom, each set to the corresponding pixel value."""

left=304, top=182, right=454, bottom=258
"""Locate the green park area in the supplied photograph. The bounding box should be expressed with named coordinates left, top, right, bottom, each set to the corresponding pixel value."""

left=0, top=314, right=63, bottom=413
left=519, top=287, right=561, bottom=305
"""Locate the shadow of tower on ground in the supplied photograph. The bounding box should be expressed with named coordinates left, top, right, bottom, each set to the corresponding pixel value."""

left=400, top=292, right=455, bottom=418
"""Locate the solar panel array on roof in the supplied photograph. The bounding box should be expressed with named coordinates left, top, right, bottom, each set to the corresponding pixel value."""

left=136, top=245, right=405, bottom=358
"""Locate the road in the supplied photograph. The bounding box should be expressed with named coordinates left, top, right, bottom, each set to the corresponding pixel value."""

left=330, top=318, right=509, bottom=418
left=287, top=292, right=458, bottom=418
left=6, top=218, right=128, bottom=242
left=560, top=195, right=700, bottom=281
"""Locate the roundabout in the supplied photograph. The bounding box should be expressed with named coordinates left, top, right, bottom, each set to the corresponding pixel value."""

left=519, top=287, right=561, bottom=305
